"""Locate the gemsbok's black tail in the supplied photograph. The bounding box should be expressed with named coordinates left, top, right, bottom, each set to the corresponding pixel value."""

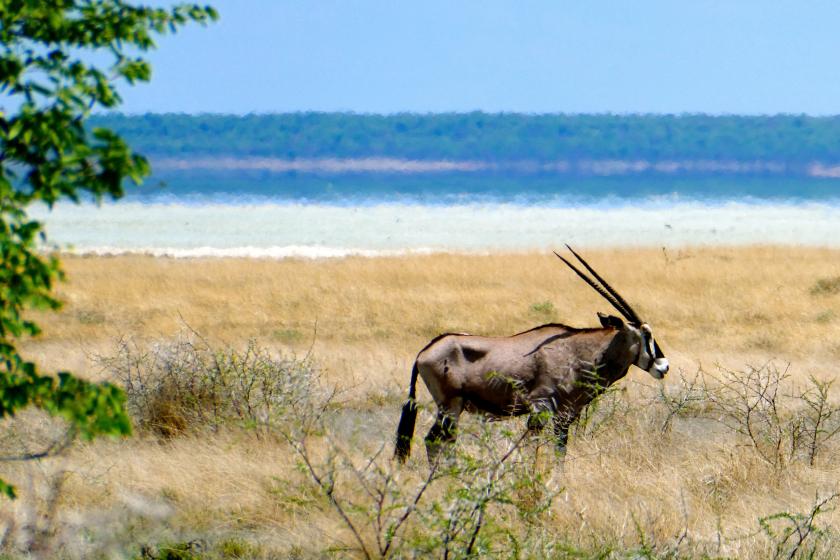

left=394, top=362, right=419, bottom=462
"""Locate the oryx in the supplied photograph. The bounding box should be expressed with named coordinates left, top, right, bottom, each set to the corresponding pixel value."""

left=394, top=246, right=668, bottom=463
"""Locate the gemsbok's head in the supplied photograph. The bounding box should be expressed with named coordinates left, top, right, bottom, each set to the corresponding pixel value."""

left=555, top=245, right=669, bottom=379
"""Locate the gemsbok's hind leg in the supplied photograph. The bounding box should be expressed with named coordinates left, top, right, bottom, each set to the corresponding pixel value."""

left=425, top=399, right=463, bottom=464
left=552, top=408, right=577, bottom=454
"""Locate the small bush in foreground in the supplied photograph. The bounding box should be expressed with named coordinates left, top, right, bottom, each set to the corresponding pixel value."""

left=285, top=410, right=561, bottom=560
left=658, top=363, right=840, bottom=470
left=100, top=336, right=319, bottom=437
left=760, top=493, right=840, bottom=560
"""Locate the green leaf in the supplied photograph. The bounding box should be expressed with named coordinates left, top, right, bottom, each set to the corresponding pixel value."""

left=0, top=479, right=16, bottom=500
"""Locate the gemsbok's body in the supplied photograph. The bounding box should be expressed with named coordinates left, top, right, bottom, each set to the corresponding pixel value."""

left=394, top=246, right=669, bottom=463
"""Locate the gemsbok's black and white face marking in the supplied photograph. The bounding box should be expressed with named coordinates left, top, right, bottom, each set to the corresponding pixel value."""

left=637, top=323, right=669, bottom=379
left=598, top=313, right=669, bottom=380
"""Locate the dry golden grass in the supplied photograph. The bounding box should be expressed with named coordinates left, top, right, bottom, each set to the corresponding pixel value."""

left=3, top=246, right=840, bottom=558
left=22, top=246, right=840, bottom=382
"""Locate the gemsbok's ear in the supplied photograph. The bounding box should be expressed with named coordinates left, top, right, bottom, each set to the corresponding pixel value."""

left=597, top=312, right=624, bottom=329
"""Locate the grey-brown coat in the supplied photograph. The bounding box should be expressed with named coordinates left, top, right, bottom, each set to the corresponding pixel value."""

left=394, top=247, right=669, bottom=463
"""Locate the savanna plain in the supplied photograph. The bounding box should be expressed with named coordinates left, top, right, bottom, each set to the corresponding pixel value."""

left=3, top=246, right=840, bottom=559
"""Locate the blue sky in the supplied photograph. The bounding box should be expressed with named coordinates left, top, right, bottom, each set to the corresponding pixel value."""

left=117, top=1, right=840, bottom=115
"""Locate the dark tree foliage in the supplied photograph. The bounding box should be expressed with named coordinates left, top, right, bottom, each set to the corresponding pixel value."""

left=91, top=112, right=840, bottom=163
left=0, top=1, right=217, bottom=498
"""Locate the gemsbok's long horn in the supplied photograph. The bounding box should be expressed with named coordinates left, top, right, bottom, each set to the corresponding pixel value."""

left=564, top=245, right=642, bottom=324
left=554, top=245, right=641, bottom=323
left=554, top=250, right=635, bottom=322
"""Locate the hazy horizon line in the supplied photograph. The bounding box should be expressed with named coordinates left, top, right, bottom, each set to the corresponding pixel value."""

left=93, top=110, right=840, bottom=119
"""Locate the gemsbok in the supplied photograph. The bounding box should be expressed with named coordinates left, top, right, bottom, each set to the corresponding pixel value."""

left=394, top=246, right=669, bottom=463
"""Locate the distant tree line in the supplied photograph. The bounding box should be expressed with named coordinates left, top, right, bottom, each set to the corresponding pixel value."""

left=90, top=112, right=840, bottom=163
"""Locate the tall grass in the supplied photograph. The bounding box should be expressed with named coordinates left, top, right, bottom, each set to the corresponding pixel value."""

left=10, top=335, right=840, bottom=558
left=1, top=247, right=839, bottom=558
left=30, top=247, right=840, bottom=371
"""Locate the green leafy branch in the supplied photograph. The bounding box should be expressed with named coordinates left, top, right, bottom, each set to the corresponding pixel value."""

left=0, top=0, right=217, bottom=500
